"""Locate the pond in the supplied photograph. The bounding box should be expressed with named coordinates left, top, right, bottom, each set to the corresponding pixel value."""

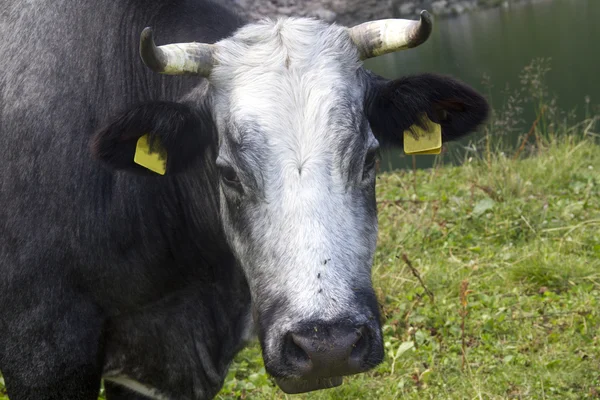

left=365, top=0, right=600, bottom=170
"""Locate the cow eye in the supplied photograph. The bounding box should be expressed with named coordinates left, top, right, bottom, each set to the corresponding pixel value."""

left=217, top=162, right=243, bottom=191
left=363, top=150, right=377, bottom=179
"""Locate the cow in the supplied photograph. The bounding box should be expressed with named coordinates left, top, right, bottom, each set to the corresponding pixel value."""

left=0, top=1, right=489, bottom=399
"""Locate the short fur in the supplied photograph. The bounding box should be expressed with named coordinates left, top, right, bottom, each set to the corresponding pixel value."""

left=0, top=1, right=248, bottom=399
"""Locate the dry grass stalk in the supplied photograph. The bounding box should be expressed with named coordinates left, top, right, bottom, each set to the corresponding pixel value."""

left=460, top=279, right=471, bottom=371
left=401, top=253, right=434, bottom=303
left=513, top=105, right=547, bottom=160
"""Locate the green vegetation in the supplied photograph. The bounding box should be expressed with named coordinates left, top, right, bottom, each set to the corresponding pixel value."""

left=1, top=60, right=598, bottom=400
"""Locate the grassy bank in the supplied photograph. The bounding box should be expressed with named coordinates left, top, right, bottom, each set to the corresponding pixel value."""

left=217, top=132, right=600, bottom=399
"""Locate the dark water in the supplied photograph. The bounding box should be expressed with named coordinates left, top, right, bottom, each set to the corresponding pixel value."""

left=365, top=0, right=600, bottom=170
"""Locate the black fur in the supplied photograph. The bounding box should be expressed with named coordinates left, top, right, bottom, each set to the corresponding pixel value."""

left=102, top=280, right=251, bottom=399
left=0, top=1, right=249, bottom=399
left=366, top=72, right=490, bottom=147
left=92, top=101, right=212, bottom=175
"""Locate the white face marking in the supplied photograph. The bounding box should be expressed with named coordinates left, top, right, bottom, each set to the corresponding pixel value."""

left=104, top=375, right=170, bottom=400
left=208, top=18, right=380, bottom=351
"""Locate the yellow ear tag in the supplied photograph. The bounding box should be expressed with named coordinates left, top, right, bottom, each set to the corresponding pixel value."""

left=403, top=114, right=442, bottom=155
left=134, top=134, right=167, bottom=175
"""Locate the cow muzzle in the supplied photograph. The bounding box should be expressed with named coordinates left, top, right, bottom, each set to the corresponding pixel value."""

left=267, top=321, right=383, bottom=394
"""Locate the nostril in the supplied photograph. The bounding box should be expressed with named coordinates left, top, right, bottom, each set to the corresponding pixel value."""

left=283, top=333, right=312, bottom=373
left=349, top=326, right=370, bottom=367
left=289, top=334, right=311, bottom=362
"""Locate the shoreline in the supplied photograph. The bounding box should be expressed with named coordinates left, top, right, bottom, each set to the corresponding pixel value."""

left=228, top=0, right=547, bottom=25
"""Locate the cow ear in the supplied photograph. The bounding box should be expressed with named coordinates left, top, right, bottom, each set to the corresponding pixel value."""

left=366, top=73, right=489, bottom=148
left=91, top=101, right=212, bottom=175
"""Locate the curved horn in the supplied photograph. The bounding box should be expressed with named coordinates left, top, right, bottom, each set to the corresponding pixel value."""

left=139, top=27, right=215, bottom=76
left=348, top=10, right=433, bottom=60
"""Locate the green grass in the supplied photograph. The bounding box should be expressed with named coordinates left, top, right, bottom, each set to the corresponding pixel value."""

left=0, top=136, right=598, bottom=400
left=216, top=133, right=600, bottom=400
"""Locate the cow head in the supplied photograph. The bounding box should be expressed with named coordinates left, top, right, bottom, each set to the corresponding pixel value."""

left=93, top=12, right=488, bottom=394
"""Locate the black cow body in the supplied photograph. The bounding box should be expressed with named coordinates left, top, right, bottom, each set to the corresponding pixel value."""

left=0, top=1, right=250, bottom=399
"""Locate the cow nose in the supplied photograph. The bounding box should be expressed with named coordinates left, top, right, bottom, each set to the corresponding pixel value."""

left=283, top=324, right=372, bottom=377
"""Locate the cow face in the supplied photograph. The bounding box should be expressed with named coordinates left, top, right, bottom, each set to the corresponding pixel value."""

left=93, top=16, right=488, bottom=394
left=208, top=20, right=382, bottom=392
